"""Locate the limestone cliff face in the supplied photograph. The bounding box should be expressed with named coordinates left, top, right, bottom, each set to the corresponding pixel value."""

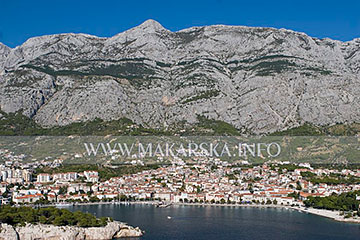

left=0, top=221, right=143, bottom=240
left=0, top=20, right=360, bottom=133
left=0, top=222, right=18, bottom=240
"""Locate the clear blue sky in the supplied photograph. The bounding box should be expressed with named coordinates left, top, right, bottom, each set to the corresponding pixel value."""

left=1, top=0, right=359, bottom=47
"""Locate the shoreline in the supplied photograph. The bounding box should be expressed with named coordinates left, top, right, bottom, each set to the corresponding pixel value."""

left=175, top=203, right=360, bottom=224
left=290, top=206, right=360, bottom=224
left=0, top=220, right=143, bottom=240
left=35, top=201, right=360, bottom=224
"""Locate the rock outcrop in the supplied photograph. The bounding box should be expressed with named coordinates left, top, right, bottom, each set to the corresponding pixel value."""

left=0, top=222, right=18, bottom=240
left=0, top=19, right=360, bottom=133
left=0, top=221, right=143, bottom=240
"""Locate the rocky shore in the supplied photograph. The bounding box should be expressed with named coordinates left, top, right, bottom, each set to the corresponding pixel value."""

left=0, top=221, right=143, bottom=240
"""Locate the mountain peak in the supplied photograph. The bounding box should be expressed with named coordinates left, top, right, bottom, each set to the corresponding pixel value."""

left=0, top=42, right=11, bottom=57
left=137, top=19, right=167, bottom=32
left=0, top=42, right=10, bottom=49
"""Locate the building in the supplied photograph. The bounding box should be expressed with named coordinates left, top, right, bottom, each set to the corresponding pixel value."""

left=13, top=193, right=44, bottom=204
left=37, top=173, right=52, bottom=183
left=53, top=172, right=78, bottom=182
left=84, top=171, right=99, bottom=183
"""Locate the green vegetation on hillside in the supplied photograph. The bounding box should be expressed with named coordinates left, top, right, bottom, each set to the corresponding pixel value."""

left=22, top=63, right=156, bottom=89
left=270, top=123, right=324, bottom=136
left=1, top=111, right=243, bottom=136
left=300, top=172, right=360, bottom=185
left=270, top=122, right=360, bottom=136
left=195, top=115, right=241, bottom=135
left=270, top=164, right=302, bottom=173
left=0, top=112, right=168, bottom=136
left=311, top=163, right=360, bottom=170
left=0, top=206, right=112, bottom=227
left=0, top=112, right=43, bottom=135
left=304, top=191, right=360, bottom=212
left=1, top=110, right=360, bottom=137
left=251, top=60, right=296, bottom=76
left=327, top=123, right=360, bottom=136
left=182, top=90, right=220, bottom=104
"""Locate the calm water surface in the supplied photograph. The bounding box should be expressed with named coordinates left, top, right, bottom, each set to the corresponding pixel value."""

left=66, top=204, right=360, bottom=240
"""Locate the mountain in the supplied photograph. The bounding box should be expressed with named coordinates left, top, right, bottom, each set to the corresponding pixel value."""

left=0, top=19, right=360, bottom=134
left=0, top=42, right=11, bottom=70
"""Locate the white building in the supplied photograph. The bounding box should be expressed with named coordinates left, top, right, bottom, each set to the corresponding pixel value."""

left=37, top=173, right=52, bottom=183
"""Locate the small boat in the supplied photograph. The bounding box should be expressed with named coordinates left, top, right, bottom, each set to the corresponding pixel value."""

left=167, top=216, right=172, bottom=219
left=156, top=202, right=172, bottom=208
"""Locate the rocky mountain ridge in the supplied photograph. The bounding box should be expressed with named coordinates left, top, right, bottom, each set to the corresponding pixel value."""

left=0, top=19, right=360, bottom=134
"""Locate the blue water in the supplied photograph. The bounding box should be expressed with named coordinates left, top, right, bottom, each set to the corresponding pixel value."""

left=66, top=204, right=360, bottom=240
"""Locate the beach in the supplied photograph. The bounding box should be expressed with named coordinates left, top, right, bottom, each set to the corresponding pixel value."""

left=290, top=206, right=360, bottom=223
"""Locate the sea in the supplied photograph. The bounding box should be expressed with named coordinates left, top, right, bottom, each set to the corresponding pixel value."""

left=65, top=204, right=360, bottom=240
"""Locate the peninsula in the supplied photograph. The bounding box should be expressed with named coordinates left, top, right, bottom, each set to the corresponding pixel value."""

left=0, top=206, right=143, bottom=240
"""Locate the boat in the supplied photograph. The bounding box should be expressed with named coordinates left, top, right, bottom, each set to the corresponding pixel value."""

left=167, top=216, right=172, bottom=219
left=55, top=202, right=74, bottom=207
left=156, top=202, right=172, bottom=208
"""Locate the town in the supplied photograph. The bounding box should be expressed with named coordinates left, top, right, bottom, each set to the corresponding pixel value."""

left=1, top=155, right=360, bottom=213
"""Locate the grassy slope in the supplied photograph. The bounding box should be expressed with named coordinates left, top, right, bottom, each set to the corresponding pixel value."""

left=1, top=112, right=360, bottom=166
left=270, top=122, right=360, bottom=136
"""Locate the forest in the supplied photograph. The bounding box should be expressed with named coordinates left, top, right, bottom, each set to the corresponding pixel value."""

left=0, top=205, right=112, bottom=227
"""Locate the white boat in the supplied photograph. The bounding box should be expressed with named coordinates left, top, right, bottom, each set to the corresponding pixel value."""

left=55, top=202, right=73, bottom=207
left=167, top=216, right=172, bottom=219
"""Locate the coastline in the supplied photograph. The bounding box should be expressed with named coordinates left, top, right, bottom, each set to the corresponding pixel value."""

left=290, top=206, right=360, bottom=224
left=6, top=201, right=358, bottom=240
left=0, top=220, right=143, bottom=240
left=43, top=201, right=360, bottom=224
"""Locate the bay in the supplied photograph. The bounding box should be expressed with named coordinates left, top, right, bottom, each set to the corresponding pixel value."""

left=66, top=204, right=360, bottom=240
